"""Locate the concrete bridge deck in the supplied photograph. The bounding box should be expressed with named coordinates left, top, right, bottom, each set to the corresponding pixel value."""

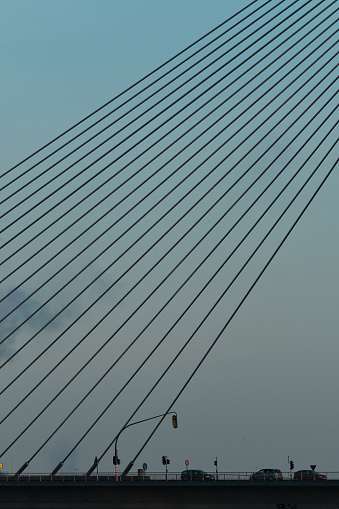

left=0, top=479, right=338, bottom=509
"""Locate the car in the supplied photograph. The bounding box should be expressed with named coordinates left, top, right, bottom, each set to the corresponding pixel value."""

left=293, top=470, right=327, bottom=481
left=249, top=468, right=283, bottom=481
left=181, top=469, right=215, bottom=481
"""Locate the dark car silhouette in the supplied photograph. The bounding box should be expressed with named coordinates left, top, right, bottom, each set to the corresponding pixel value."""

left=294, top=470, right=327, bottom=481
left=181, top=469, right=215, bottom=481
left=249, top=468, right=283, bottom=481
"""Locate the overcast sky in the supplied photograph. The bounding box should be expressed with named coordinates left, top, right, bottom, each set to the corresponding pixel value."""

left=0, top=0, right=338, bottom=477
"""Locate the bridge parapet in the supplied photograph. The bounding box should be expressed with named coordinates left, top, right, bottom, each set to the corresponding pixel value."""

left=0, top=471, right=337, bottom=482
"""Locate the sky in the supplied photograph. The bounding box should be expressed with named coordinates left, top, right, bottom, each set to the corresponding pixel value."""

left=0, top=0, right=338, bottom=478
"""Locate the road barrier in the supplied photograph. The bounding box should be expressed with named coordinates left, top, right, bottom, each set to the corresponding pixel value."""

left=0, top=471, right=336, bottom=482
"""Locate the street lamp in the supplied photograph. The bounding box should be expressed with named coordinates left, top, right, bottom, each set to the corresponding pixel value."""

left=113, top=411, right=178, bottom=481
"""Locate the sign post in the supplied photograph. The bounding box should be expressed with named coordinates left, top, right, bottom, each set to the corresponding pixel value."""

left=214, top=457, right=218, bottom=480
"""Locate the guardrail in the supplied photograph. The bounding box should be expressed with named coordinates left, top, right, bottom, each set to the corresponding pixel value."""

left=0, top=471, right=337, bottom=482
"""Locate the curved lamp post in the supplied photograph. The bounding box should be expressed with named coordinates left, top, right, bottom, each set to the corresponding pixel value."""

left=113, top=411, right=178, bottom=481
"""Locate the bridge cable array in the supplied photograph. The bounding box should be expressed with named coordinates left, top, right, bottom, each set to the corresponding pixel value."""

left=1, top=0, right=324, bottom=249
left=0, top=0, right=338, bottom=476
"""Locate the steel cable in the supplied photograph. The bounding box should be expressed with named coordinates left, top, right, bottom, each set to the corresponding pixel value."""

left=1, top=23, right=337, bottom=332
left=0, top=0, right=317, bottom=237
left=1, top=1, right=337, bottom=472
left=0, top=66, right=338, bottom=432
left=1, top=4, right=336, bottom=293
left=51, top=134, right=339, bottom=469
left=0, top=0, right=261, bottom=185
left=1, top=46, right=336, bottom=382
left=128, top=152, right=339, bottom=469
left=2, top=106, right=337, bottom=463
left=0, top=0, right=278, bottom=203
left=1, top=82, right=337, bottom=448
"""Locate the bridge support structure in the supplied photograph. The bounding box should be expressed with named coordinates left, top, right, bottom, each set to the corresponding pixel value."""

left=0, top=479, right=338, bottom=508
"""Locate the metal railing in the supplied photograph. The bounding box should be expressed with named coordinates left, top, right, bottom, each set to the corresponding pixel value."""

left=0, top=471, right=336, bottom=482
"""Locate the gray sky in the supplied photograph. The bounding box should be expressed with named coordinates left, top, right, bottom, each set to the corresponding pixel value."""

left=0, top=0, right=338, bottom=477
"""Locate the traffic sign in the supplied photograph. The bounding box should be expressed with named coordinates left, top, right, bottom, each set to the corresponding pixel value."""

left=143, top=463, right=147, bottom=471
left=185, top=460, right=189, bottom=466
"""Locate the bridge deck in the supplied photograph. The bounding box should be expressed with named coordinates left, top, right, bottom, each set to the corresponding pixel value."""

left=0, top=479, right=338, bottom=508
